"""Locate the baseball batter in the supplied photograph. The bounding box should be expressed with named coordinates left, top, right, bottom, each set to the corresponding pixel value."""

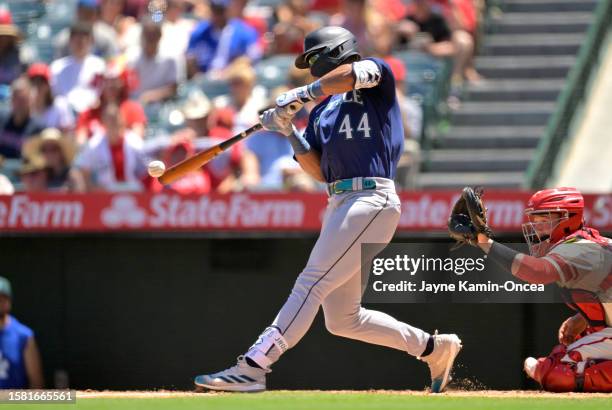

left=194, top=26, right=462, bottom=393
left=454, top=187, right=612, bottom=392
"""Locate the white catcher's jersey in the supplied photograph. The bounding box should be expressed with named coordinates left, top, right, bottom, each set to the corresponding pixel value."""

left=544, top=234, right=612, bottom=326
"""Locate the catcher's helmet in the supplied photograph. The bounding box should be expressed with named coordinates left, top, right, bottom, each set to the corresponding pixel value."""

left=522, top=187, right=584, bottom=255
left=295, top=26, right=361, bottom=77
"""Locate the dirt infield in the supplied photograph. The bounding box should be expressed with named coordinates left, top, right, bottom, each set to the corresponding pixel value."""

left=76, top=390, right=612, bottom=399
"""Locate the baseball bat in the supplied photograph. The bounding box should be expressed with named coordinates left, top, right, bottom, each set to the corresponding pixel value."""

left=158, top=123, right=263, bottom=185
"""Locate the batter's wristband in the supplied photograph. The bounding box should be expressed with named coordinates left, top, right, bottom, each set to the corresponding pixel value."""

left=306, top=80, right=324, bottom=100
left=287, top=126, right=311, bottom=155
left=487, top=242, right=519, bottom=273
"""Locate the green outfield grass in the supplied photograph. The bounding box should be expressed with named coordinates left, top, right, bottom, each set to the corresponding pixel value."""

left=4, top=391, right=612, bottom=410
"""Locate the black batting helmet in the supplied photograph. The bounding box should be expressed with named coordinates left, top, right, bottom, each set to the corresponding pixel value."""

left=295, top=26, right=361, bottom=77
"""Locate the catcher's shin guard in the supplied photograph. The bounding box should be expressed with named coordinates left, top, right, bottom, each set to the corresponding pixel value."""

left=525, top=345, right=612, bottom=392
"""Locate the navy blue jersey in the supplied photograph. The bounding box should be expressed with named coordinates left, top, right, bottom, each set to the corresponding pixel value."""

left=303, top=57, right=404, bottom=183
left=0, top=316, right=33, bottom=388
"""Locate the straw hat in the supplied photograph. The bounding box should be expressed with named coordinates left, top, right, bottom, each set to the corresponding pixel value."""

left=181, top=90, right=212, bottom=120
left=22, top=128, right=77, bottom=164
left=18, top=154, right=48, bottom=176
left=0, top=8, right=20, bottom=38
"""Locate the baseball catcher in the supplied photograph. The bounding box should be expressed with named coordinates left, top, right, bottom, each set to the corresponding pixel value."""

left=194, top=26, right=462, bottom=393
left=449, top=187, right=612, bottom=392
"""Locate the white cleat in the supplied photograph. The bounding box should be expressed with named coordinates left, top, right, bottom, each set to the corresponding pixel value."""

left=420, top=333, right=462, bottom=393
left=194, top=355, right=269, bottom=392
left=524, top=357, right=538, bottom=380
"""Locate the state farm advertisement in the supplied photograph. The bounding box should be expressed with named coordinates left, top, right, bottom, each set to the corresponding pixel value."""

left=0, top=191, right=611, bottom=233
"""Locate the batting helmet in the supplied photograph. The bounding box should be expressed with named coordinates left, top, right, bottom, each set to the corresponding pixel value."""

left=295, top=26, right=361, bottom=77
left=522, top=187, right=584, bottom=255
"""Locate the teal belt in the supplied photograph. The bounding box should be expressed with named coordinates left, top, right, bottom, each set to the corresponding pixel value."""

left=327, top=178, right=377, bottom=195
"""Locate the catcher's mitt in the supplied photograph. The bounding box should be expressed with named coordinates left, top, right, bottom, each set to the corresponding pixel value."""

left=448, top=187, right=493, bottom=248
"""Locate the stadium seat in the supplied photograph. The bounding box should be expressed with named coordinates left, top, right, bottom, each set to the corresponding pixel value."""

left=6, top=0, right=46, bottom=29
left=417, top=0, right=599, bottom=189
left=248, top=0, right=285, bottom=8
left=0, top=158, right=22, bottom=184
left=191, top=77, right=231, bottom=101
left=254, top=54, right=294, bottom=90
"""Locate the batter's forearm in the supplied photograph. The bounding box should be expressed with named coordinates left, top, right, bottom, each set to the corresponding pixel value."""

left=296, top=150, right=325, bottom=182
left=286, top=60, right=379, bottom=105
left=318, top=64, right=356, bottom=95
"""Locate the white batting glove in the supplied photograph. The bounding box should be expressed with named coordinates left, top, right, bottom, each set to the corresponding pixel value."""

left=260, top=107, right=294, bottom=136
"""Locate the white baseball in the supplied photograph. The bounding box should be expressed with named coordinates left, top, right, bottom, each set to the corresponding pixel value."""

left=147, top=160, right=166, bottom=178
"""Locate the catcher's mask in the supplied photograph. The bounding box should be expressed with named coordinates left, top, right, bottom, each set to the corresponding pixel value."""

left=521, top=210, right=568, bottom=257
left=295, top=26, right=361, bottom=77
left=521, top=187, right=584, bottom=256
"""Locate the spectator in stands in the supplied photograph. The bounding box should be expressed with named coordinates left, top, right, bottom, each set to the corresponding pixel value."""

left=0, top=156, right=15, bottom=195
left=0, top=78, right=44, bottom=159
left=371, top=0, right=411, bottom=22
left=387, top=57, right=422, bottom=140
left=129, top=16, right=178, bottom=106
left=159, top=0, right=196, bottom=82
left=156, top=139, right=212, bottom=194
left=100, top=0, right=127, bottom=28
left=386, top=57, right=421, bottom=189
left=369, top=20, right=422, bottom=140
left=73, top=104, right=149, bottom=191
left=399, top=0, right=480, bottom=101
left=329, top=0, right=376, bottom=53
left=272, top=0, right=320, bottom=54
left=186, top=0, right=262, bottom=77
left=229, top=0, right=268, bottom=38
left=0, top=8, right=23, bottom=87
left=214, top=58, right=266, bottom=133
left=178, top=89, right=214, bottom=138
left=76, top=58, right=146, bottom=145
left=99, top=0, right=139, bottom=53
left=173, top=89, right=216, bottom=140
left=310, top=0, right=341, bottom=14
left=27, top=63, right=75, bottom=133
left=18, top=154, right=48, bottom=192
left=204, top=134, right=260, bottom=193
left=446, top=0, right=482, bottom=84
left=22, top=128, right=84, bottom=192
left=245, top=86, right=296, bottom=190
left=123, top=0, right=148, bottom=18
left=169, top=89, right=258, bottom=192
left=54, top=0, right=119, bottom=59
left=280, top=159, right=319, bottom=192
left=51, top=23, right=106, bottom=113
left=0, top=276, right=44, bottom=388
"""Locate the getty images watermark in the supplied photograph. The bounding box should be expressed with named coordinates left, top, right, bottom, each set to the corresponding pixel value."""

left=360, top=243, right=559, bottom=303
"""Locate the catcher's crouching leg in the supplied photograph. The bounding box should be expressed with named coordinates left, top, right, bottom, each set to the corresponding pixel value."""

left=525, top=345, right=612, bottom=392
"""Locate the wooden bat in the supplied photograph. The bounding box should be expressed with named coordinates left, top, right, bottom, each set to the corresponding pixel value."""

left=158, top=123, right=263, bottom=185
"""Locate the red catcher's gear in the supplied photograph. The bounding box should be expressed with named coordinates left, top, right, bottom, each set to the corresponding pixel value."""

left=522, top=187, right=585, bottom=255
left=533, top=345, right=612, bottom=392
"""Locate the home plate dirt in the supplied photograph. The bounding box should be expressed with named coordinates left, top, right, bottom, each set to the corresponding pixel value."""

left=76, top=390, right=611, bottom=399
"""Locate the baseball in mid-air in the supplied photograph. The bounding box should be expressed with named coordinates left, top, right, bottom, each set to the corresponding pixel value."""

left=147, top=160, right=166, bottom=178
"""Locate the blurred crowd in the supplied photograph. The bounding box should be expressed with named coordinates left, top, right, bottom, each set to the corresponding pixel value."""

left=0, top=0, right=484, bottom=195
